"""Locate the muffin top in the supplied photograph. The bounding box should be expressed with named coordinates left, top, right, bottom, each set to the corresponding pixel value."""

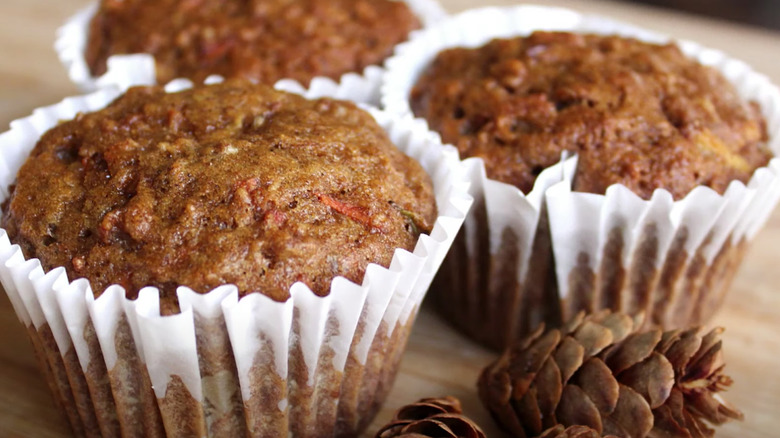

left=411, top=32, right=771, bottom=199
left=1, top=80, right=436, bottom=309
left=86, top=0, right=421, bottom=86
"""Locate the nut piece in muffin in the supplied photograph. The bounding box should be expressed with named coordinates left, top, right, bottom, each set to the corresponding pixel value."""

left=86, top=0, right=421, bottom=86
left=411, top=31, right=771, bottom=199
left=1, top=80, right=436, bottom=311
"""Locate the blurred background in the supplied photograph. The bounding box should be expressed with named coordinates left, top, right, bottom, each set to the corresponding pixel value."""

left=624, top=0, right=780, bottom=30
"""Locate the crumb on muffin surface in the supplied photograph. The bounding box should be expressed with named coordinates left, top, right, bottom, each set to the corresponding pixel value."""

left=86, top=0, right=421, bottom=86
left=2, top=80, right=436, bottom=307
left=411, top=31, right=771, bottom=199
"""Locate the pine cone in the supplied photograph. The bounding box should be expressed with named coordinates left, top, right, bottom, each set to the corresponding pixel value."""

left=478, top=311, right=743, bottom=438
left=539, top=425, right=618, bottom=438
left=375, top=396, right=486, bottom=438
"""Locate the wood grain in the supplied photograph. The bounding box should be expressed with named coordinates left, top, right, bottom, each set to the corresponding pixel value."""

left=0, top=0, right=779, bottom=437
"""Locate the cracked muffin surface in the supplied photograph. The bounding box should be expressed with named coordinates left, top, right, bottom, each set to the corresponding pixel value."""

left=2, top=80, right=436, bottom=309
left=411, top=31, right=771, bottom=199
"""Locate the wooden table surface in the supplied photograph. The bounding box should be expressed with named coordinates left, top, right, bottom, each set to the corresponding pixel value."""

left=1, top=0, right=779, bottom=437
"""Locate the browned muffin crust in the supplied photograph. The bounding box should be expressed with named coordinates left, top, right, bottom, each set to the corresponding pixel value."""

left=2, top=80, right=436, bottom=305
left=411, top=32, right=771, bottom=199
left=86, top=0, right=421, bottom=86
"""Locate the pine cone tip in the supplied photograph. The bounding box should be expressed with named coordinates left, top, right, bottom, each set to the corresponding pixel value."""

left=539, top=425, right=619, bottom=438
left=376, top=396, right=486, bottom=438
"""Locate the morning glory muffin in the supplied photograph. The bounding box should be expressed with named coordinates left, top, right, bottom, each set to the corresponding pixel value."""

left=85, top=0, right=422, bottom=86
left=0, top=79, right=450, bottom=437
left=2, top=79, right=436, bottom=309
left=411, top=31, right=770, bottom=199
left=397, top=24, right=776, bottom=350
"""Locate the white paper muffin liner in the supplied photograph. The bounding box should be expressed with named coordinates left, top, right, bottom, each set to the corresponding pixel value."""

left=0, top=78, right=472, bottom=436
left=381, top=5, right=780, bottom=349
left=55, top=0, right=448, bottom=103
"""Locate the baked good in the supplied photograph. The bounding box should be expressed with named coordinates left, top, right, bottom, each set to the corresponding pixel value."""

left=0, top=79, right=467, bottom=438
left=2, top=79, right=436, bottom=308
left=85, top=0, right=422, bottom=86
left=411, top=31, right=771, bottom=199
left=383, top=7, right=780, bottom=352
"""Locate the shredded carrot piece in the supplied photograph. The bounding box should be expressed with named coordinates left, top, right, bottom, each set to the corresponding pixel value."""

left=317, top=193, right=376, bottom=231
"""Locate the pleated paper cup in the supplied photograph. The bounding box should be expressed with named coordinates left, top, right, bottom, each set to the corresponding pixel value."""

left=0, top=77, right=472, bottom=437
left=381, top=5, right=780, bottom=350
left=55, top=0, right=449, bottom=104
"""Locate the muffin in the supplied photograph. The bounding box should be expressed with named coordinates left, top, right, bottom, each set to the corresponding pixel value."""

left=58, top=0, right=447, bottom=93
left=0, top=79, right=471, bottom=437
left=411, top=32, right=770, bottom=199
left=3, top=80, right=435, bottom=307
left=381, top=6, right=780, bottom=349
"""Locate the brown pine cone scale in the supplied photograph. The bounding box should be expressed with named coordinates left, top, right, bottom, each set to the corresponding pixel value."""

left=375, top=396, right=486, bottom=438
left=479, top=311, right=742, bottom=438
